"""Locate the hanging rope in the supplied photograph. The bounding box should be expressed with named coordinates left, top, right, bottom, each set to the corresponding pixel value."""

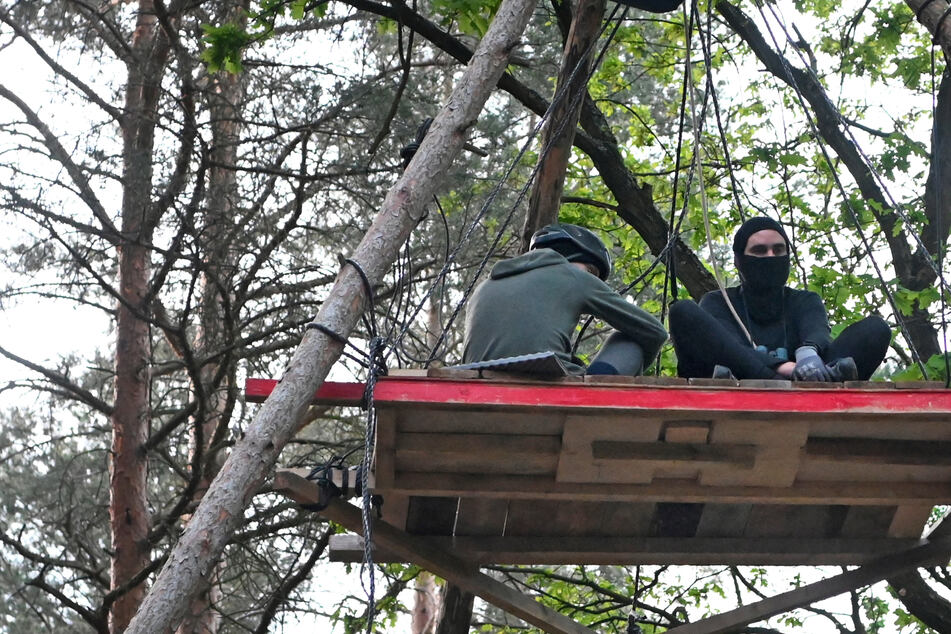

left=681, top=0, right=756, bottom=346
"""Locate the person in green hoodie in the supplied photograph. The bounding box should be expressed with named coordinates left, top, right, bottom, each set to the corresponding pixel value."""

left=463, top=223, right=668, bottom=376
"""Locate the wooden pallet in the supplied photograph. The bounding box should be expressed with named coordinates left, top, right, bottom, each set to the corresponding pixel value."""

left=250, top=371, right=951, bottom=565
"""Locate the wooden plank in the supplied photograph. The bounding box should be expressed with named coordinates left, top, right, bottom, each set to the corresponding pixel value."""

left=807, top=419, right=951, bottom=441
left=557, top=415, right=662, bottom=484
left=396, top=451, right=558, bottom=475
left=806, top=438, right=951, bottom=465
left=399, top=432, right=561, bottom=455
left=388, top=472, right=951, bottom=505
left=380, top=492, right=410, bottom=532
left=250, top=376, right=951, bottom=414
left=591, top=440, right=757, bottom=467
left=695, top=504, right=751, bottom=538
left=838, top=506, right=895, bottom=538
left=504, top=500, right=613, bottom=537
left=745, top=505, right=848, bottom=538
left=888, top=505, right=933, bottom=538
left=651, top=503, right=704, bottom=537
left=455, top=498, right=509, bottom=536
left=405, top=496, right=458, bottom=535
left=325, top=534, right=928, bottom=566
left=244, top=378, right=363, bottom=404
left=597, top=502, right=656, bottom=537
left=700, top=445, right=803, bottom=488
left=374, top=409, right=397, bottom=489
left=664, top=421, right=711, bottom=444
left=797, top=461, right=951, bottom=483
left=397, top=408, right=566, bottom=436
left=388, top=368, right=430, bottom=377
left=665, top=537, right=951, bottom=634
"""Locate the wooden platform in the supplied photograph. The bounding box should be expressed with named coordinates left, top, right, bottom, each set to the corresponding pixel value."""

left=249, top=372, right=951, bottom=566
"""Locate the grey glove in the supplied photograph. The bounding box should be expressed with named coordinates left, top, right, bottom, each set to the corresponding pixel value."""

left=792, top=346, right=833, bottom=381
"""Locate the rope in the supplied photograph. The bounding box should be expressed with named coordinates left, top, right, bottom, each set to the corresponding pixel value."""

left=682, top=0, right=755, bottom=347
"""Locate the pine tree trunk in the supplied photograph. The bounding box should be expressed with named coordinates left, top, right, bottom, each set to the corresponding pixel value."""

left=175, top=42, right=245, bottom=634
left=124, top=1, right=538, bottom=630
left=110, top=2, right=171, bottom=631
left=520, top=0, right=606, bottom=251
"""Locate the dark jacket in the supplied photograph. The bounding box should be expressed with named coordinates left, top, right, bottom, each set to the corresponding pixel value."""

left=699, top=286, right=832, bottom=367
left=463, top=249, right=668, bottom=374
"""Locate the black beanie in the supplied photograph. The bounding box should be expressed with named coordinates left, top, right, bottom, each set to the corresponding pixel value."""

left=732, top=217, right=791, bottom=256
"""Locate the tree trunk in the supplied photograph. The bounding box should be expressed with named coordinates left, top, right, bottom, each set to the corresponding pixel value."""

left=124, top=1, right=538, bottom=630
left=412, top=572, right=439, bottom=634
left=110, top=2, right=171, bottom=631
left=435, top=582, right=476, bottom=634
left=175, top=40, right=246, bottom=634
left=888, top=569, right=951, bottom=633
left=521, top=0, right=606, bottom=251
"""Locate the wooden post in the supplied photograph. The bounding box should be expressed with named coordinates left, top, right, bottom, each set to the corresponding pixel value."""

left=520, top=0, right=607, bottom=251
left=124, top=0, right=538, bottom=630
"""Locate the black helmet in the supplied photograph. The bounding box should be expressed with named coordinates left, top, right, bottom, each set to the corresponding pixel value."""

left=530, top=223, right=612, bottom=280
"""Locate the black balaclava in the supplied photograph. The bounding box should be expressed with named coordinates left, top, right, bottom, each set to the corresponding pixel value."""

left=732, top=217, right=791, bottom=323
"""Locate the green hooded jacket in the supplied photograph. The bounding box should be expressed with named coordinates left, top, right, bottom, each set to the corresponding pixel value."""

left=462, top=249, right=668, bottom=375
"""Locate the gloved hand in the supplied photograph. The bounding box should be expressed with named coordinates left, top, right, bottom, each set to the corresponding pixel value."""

left=792, top=346, right=833, bottom=381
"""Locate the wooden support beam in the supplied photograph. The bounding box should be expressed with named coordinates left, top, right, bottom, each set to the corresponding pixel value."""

left=327, top=534, right=925, bottom=566
left=665, top=536, right=951, bottom=634
left=275, top=471, right=596, bottom=634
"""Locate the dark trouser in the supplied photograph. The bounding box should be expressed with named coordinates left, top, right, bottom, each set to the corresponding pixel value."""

left=668, top=300, right=890, bottom=380
left=587, top=332, right=646, bottom=376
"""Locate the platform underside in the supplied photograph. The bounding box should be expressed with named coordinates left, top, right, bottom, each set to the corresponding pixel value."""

left=251, top=371, right=951, bottom=565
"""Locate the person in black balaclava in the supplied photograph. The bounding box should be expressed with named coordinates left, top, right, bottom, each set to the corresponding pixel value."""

left=668, top=217, right=891, bottom=381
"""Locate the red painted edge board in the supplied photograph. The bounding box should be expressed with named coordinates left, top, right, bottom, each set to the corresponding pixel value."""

left=245, top=377, right=951, bottom=414
left=245, top=379, right=364, bottom=405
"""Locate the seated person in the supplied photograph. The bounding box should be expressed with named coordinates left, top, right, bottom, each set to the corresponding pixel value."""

left=668, top=217, right=890, bottom=381
left=463, top=223, right=668, bottom=376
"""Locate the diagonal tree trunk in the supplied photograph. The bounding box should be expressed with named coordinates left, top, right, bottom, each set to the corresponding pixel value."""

left=175, top=31, right=246, bottom=634
left=110, top=2, right=173, bottom=631
left=124, top=1, right=539, bottom=630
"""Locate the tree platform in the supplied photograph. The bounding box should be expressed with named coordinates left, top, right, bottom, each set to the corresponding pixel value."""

left=248, top=370, right=951, bottom=566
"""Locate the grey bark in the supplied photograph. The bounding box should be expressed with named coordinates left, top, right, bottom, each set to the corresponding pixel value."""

left=124, top=0, right=539, bottom=630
